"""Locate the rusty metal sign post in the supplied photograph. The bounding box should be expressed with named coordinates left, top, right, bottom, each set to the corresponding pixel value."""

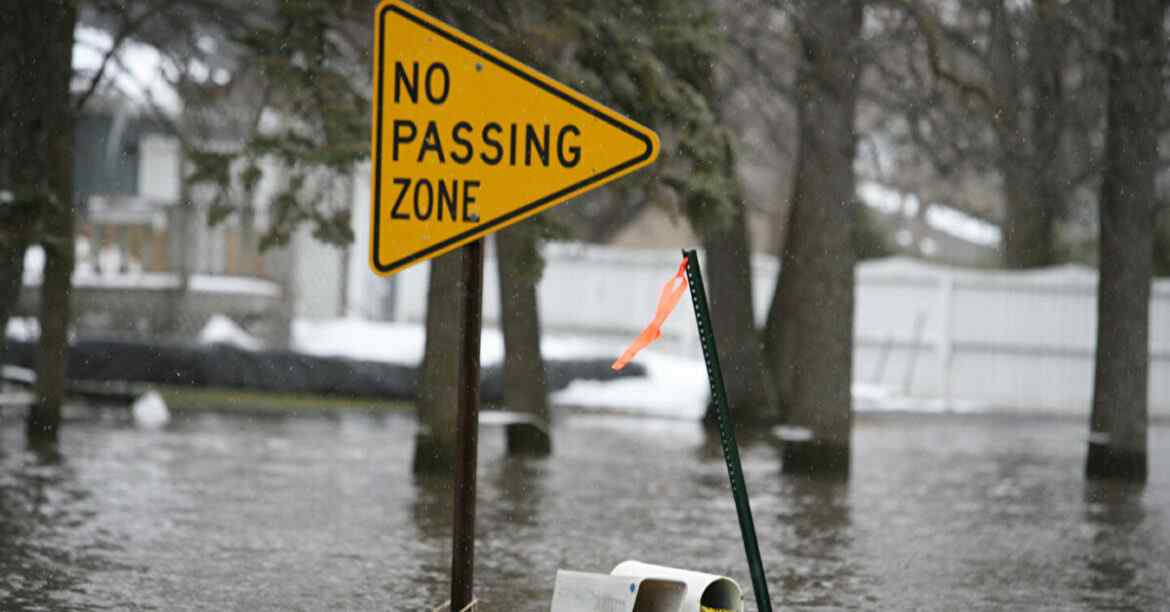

left=368, top=1, right=660, bottom=609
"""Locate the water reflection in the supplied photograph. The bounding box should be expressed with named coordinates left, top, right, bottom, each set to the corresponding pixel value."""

left=773, top=470, right=856, bottom=609
left=408, top=471, right=454, bottom=609
left=0, top=413, right=1167, bottom=610
left=0, top=436, right=94, bottom=611
left=489, top=457, right=547, bottom=530
left=1081, top=480, right=1149, bottom=609
left=407, top=448, right=553, bottom=608
left=478, top=457, right=551, bottom=607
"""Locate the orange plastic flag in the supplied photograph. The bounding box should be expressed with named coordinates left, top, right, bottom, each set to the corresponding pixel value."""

left=611, top=256, right=689, bottom=370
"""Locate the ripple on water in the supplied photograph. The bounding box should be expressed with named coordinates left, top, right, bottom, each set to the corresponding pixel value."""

left=0, top=412, right=1168, bottom=610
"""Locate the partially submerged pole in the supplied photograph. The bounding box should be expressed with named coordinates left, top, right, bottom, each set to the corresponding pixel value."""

left=451, top=239, right=484, bottom=610
left=683, top=249, right=773, bottom=612
left=366, top=4, right=662, bottom=607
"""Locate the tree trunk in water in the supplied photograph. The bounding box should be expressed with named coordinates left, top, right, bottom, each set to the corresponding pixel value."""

left=0, top=2, right=71, bottom=370
left=701, top=140, right=777, bottom=431
left=3, top=1, right=76, bottom=441
left=763, top=0, right=861, bottom=477
left=495, top=228, right=552, bottom=455
left=414, top=251, right=467, bottom=473
left=1085, top=0, right=1164, bottom=482
left=31, top=169, right=74, bottom=440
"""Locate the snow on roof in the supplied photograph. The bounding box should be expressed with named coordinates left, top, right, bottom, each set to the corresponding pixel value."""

left=859, top=180, right=1003, bottom=247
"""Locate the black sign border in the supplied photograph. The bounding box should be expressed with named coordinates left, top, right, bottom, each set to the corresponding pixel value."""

left=372, top=3, right=656, bottom=274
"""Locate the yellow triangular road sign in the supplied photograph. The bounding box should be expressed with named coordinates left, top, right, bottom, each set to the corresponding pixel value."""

left=369, top=0, right=660, bottom=276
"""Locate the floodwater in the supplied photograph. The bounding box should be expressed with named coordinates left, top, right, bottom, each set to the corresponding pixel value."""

left=1, top=410, right=1167, bottom=611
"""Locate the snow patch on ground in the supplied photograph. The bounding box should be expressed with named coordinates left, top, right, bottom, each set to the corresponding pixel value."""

left=292, top=318, right=708, bottom=417
left=132, top=390, right=170, bottom=429
left=292, top=318, right=980, bottom=418
left=291, top=319, right=632, bottom=367
left=552, top=349, right=709, bottom=419
left=6, top=313, right=988, bottom=418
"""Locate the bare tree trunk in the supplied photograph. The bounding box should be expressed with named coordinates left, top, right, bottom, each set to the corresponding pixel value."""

left=1085, top=0, right=1165, bottom=482
left=763, top=0, right=861, bottom=477
left=409, top=0, right=554, bottom=459
left=992, top=0, right=1064, bottom=269
left=1, top=0, right=76, bottom=441
left=414, top=251, right=466, bottom=473
left=701, top=138, right=777, bottom=430
left=1001, top=167, right=1055, bottom=268
left=1155, top=206, right=1170, bottom=277
left=0, top=1, right=70, bottom=369
left=1025, top=0, right=1064, bottom=265
left=496, top=227, right=552, bottom=455
left=31, top=143, right=75, bottom=440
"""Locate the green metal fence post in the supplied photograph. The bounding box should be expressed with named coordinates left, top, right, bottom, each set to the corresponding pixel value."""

left=682, top=249, right=773, bottom=612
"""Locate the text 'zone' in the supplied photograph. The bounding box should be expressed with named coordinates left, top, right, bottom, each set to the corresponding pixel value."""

left=388, top=178, right=481, bottom=223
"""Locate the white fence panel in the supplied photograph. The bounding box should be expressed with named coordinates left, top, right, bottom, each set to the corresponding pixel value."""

left=385, top=243, right=1170, bottom=416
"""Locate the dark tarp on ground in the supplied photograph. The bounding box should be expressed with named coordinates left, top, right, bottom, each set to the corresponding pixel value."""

left=1, top=339, right=644, bottom=403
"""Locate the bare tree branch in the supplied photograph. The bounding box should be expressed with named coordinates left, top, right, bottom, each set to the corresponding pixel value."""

left=75, top=2, right=169, bottom=113
left=899, top=0, right=995, bottom=109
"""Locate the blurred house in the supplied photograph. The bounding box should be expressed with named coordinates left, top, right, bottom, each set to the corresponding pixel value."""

left=17, top=98, right=358, bottom=346
left=44, top=41, right=1005, bottom=345
left=72, top=100, right=177, bottom=275
left=856, top=181, right=1002, bottom=267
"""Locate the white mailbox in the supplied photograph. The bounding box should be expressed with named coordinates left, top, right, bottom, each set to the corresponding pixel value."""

left=550, top=570, right=687, bottom=612
left=550, top=561, right=743, bottom=612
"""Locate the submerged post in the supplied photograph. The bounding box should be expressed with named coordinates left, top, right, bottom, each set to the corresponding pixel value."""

left=451, top=239, right=484, bottom=610
left=682, top=249, right=773, bottom=612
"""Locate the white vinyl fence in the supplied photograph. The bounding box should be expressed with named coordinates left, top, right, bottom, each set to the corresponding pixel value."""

left=387, top=243, right=1170, bottom=416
